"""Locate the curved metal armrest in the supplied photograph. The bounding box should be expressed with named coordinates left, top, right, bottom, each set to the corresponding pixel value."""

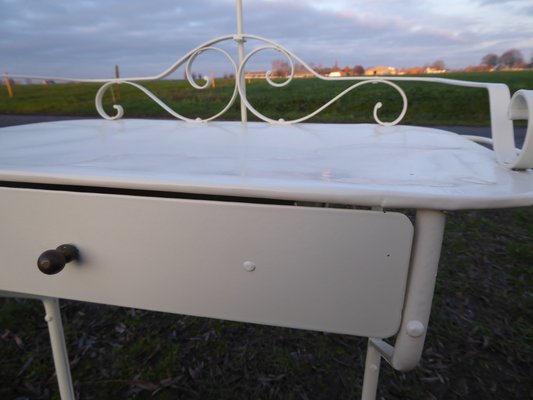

left=507, top=90, right=533, bottom=169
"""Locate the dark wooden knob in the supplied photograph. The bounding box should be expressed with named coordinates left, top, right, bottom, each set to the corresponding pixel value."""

left=37, top=244, right=79, bottom=275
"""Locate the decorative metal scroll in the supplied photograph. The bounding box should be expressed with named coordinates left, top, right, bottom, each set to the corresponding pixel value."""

left=91, top=34, right=408, bottom=126
left=234, top=35, right=407, bottom=126
left=95, top=36, right=240, bottom=122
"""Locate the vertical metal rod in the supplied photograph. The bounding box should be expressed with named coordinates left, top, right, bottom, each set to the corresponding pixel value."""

left=236, top=0, right=247, bottom=123
left=42, top=297, right=75, bottom=400
left=361, top=339, right=381, bottom=400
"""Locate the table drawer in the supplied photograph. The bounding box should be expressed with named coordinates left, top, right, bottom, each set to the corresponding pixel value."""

left=0, top=187, right=413, bottom=338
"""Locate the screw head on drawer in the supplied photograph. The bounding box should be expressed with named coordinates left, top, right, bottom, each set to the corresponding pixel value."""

left=243, top=261, right=256, bottom=272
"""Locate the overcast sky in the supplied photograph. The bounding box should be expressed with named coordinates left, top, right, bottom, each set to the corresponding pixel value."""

left=1, top=0, right=532, bottom=79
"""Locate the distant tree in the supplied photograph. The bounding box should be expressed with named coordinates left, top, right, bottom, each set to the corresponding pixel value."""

left=481, top=53, right=499, bottom=67
left=352, top=65, right=365, bottom=75
left=530, top=53, right=533, bottom=68
left=343, top=66, right=352, bottom=76
left=430, top=60, right=446, bottom=70
left=271, top=59, right=290, bottom=77
left=294, top=62, right=306, bottom=73
left=499, top=49, right=524, bottom=68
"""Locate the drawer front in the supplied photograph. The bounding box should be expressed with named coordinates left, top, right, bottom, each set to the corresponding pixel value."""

left=0, top=187, right=413, bottom=338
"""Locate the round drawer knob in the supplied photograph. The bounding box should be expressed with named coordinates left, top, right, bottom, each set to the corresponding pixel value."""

left=37, top=244, right=80, bottom=275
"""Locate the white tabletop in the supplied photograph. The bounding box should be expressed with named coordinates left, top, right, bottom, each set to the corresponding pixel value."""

left=0, top=119, right=532, bottom=210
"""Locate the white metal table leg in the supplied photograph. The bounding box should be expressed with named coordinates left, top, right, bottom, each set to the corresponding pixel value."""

left=392, top=210, right=446, bottom=371
left=41, top=297, right=75, bottom=400
left=360, top=209, right=446, bottom=399
left=361, top=339, right=381, bottom=400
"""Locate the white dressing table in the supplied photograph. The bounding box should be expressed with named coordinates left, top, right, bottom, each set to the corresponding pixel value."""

left=1, top=2, right=533, bottom=398
left=1, top=118, right=532, bottom=399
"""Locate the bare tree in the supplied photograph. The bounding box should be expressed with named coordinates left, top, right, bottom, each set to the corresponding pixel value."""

left=499, top=49, right=524, bottom=68
left=352, top=65, right=365, bottom=76
left=271, top=59, right=290, bottom=77
left=481, top=53, right=498, bottom=67
left=430, top=60, right=446, bottom=70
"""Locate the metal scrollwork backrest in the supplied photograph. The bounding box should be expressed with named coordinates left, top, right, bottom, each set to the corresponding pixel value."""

left=6, top=30, right=533, bottom=169
left=92, top=34, right=408, bottom=127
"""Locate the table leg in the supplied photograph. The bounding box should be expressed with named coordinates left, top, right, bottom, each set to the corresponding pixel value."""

left=42, top=297, right=75, bottom=400
left=392, top=209, right=446, bottom=371
left=361, top=339, right=381, bottom=400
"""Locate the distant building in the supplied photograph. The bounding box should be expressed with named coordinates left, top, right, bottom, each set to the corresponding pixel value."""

left=424, top=67, right=447, bottom=74
left=364, top=66, right=397, bottom=76
left=294, top=71, right=314, bottom=78
left=244, top=71, right=267, bottom=80
left=327, top=61, right=343, bottom=77
left=398, top=67, right=426, bottom=75
left=245, top=70, right=314, bottom=80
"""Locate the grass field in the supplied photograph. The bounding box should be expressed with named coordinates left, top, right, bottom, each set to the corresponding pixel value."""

left=0, top=70, right=532, bottom=399
left=1, top=70, right=532, bottom=125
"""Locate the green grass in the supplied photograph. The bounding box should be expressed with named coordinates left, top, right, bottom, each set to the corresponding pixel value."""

left=1, top=70, right=532, bottom=125
left=0, top=208, right=532, bottom=399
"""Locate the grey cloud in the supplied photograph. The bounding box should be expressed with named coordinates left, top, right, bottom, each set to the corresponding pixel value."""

left=479, top=0, right=533, bottom=15
left=0, top=0, right=531, bottom=78
left=479, top=0, right=522, bottom=5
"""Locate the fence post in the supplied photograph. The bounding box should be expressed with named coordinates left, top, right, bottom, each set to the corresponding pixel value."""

left=211, top=69, right=216, bottom=88
left=110, top=65, right=120, bottom=103
left=4, top=72, right=14, bottom=97
left=115, top=64, right=120, bottom=100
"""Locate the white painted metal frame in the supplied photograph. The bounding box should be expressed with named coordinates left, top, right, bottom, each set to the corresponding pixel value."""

left=1, top=1, right=532, bottom=400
